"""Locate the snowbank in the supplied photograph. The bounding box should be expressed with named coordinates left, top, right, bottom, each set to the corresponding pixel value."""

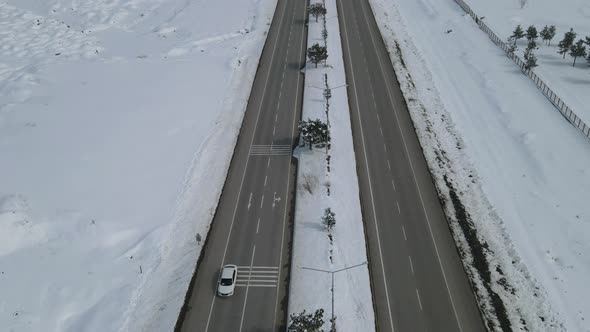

left=288, top=0, right=376, bottom=331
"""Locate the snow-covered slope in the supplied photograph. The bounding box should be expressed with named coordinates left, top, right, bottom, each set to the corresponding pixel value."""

left=370, top=0, right=590, bottom=330
left=0, top=0, right=276, bottom=331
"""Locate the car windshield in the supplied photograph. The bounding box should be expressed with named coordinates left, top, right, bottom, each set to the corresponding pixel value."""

left=220, top=278, right=233, bottom=286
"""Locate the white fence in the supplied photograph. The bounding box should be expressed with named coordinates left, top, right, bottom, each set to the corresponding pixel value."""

left=453, top=0, right=590, bottom=140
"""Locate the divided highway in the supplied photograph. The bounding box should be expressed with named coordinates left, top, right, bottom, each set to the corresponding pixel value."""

left=337, top=0, right=487, bottom=331
left=176, top=0, right=307, bottom=330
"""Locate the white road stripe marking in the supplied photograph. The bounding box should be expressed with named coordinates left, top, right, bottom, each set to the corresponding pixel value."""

left=380, top=127, right=384, bottom=136
left=387, top=160, right=391, bottom=170
left=392, top=179, right=396, bottom=191
left=402, top=225, right=407, bottom=241
left=267, top=158, right=271, bottom=168
left=273, top=126, right=276, bottom=136
left=260, top=195, right=264, bottom=209
left=238, top=245, right=256, bottom=332
left=275, top=113, right=278, bottom=122
left=247, top=192, right=252, bottom=210
left=384, top=143, right=387, bottom=152
left=256, top=218, right=260, bottom=234
left=238, top=266, right=279, bottom=269
left=408, top=256, right=414, bottom=275
left=397, top=201, right=401, bottom=214
left=416, top=288, right=423, bottom=311
left=264, top=175, right=268, bottom=186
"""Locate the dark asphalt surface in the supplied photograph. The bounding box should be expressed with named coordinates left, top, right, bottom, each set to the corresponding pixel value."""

left=176, top=0, right=307, bottom=331
left=337, top=0, right=487, bottom=331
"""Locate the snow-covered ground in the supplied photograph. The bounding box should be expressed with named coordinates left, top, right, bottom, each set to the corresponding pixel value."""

left=369, top=0, right=590, bottom=331
left=463, top=0, right=590, bottom=126
left=288, top=0, right=375, bottom=330
left=0, top=0, right=276, bottom=331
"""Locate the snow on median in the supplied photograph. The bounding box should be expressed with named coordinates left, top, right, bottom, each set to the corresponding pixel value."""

left=288, top=0, right=376, bottom=331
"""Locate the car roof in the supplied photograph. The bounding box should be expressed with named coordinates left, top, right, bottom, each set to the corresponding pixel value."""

left=221, top=264, right=237, bottom=278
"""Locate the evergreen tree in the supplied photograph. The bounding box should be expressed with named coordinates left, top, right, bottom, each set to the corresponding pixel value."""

left=584, top=36, right=590, bottom=47
left=288, top=309, right=325, bottom=332
left=557, top=28, right=576, bottom=59
left=524, top=42, right=538, bottom=70
left=526, top=25, right=538, bottom=42
left=309, top=3, right=327, bottom=23
left=508, top=24, right=526, bottom=45
left=322, top=208, right=336, bottom=231
left=547, top=25, right=556, bottom=46
left=298, top=118, right=330, bottom=150
left=307, top=43, right=328, bottom=68
left=540, top=26, right=550, bottom=45
left=569, top=39, right=587, bottom=66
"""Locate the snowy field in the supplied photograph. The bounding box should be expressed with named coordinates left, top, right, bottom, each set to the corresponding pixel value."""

left=370, top=0, right=590, bottom=331
left=288, top=0, right=375, bottom=330
left=464, top=0, right=590, bottom=127
left=0, top=0, right=276, bottom=331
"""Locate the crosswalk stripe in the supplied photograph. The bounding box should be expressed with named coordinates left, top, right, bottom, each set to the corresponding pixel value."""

left=249, top=145, right=292, bottom=156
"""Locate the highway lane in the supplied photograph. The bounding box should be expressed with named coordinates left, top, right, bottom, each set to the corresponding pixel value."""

left=176, top=0, right=307, bottom=331
left=337, top=0, right=487, bottom=331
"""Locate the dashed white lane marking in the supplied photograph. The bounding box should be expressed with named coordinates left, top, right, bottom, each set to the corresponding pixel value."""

left=238, top=246, right=256, bottom=332
left=247, top=192, right=253, bottom=210
left=267, top=157, right=271, bottom=168
left=358, top=0, right=463, bottom=328
left=260, top=195, right=264, bottom=209
left=408, top=255, right=415, bottom=275
left=380, top=127, right=384, bottom=137
left=275, top=113, right=278, bottom=122
left=264, top=175, right=268, bottom=187
left=273, top=126, right=276, bottom=136
left=392, top=179, right=396, bottom=191
left=274, top=1, right=306, bottom=327
left=340, top=4, right=395, bottom=332
left=387, top=160, right=391, bottom=170
left=383, top=143, right=388, bottom=152
left=256, top=218, right=261, bottom=234
left=416, top=288, right=423, bottom=311
left=397, top=201, right=401, bottom=214
left=402, top=225, right=407, bottom=241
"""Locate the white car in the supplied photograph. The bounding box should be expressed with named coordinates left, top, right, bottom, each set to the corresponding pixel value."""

left=217, top=264, right=237, bottom=297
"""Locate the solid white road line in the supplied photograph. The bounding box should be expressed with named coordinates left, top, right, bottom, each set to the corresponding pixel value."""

left=203, top=0, right=290, bottom=329
left=408, top=255, right=414, bottom=275
left=358, top=0, right=463, bottom=330
left=340, top=2, right=395, bottom=331
left=273, top=0, right=306, bottom=327
left=416, top=288, right=423, bottom=311
left=239, top=245, right=256, bottom=332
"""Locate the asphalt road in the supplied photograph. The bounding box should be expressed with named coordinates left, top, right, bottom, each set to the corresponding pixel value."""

left=176, top=0, right=307, bottom=331
left=337, top=0, right=487, bottom=331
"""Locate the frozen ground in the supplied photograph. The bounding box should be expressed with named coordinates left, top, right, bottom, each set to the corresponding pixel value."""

left=0, top=0, right=276, bottom=331
left=464, top=0, right=590, bottom=126
left=288, top=0, right=375, bottom=330
left=370, top=0, right=590, bottom=331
